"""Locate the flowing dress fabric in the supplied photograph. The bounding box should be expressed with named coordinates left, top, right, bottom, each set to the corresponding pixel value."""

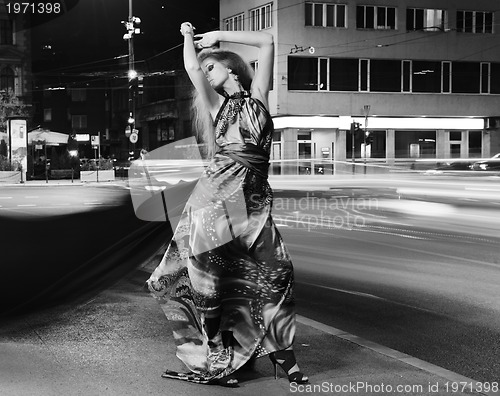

left=147, top=93, right=295, bottom=382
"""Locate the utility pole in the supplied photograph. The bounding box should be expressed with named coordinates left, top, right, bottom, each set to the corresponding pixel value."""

left=122, top=0, right=140, bottom=156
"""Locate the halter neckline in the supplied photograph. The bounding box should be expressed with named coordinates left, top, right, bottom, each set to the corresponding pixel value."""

left=222, top=90, right=251, bottom=99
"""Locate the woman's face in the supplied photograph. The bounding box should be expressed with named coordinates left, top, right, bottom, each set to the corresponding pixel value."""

left=201, top=58, right=230, bottom=89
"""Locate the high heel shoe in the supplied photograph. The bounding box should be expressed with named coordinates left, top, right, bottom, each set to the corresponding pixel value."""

left=212, top=373, right=239, bottom=388
left=269, top=349, right=309, bottom=384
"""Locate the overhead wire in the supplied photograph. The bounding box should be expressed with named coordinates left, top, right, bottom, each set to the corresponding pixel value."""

left=32, top=3, right=500, bottom=90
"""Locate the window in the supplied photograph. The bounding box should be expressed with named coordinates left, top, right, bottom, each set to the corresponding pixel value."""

left=407, top=8, right=447, bottom=31
left=288, top=56, right=318, bottom=90
left=468, top=131, right=482, bottom=157
left=298, top=131, right=311, bottom=140
left=70, top=88, right=86, bottom=102
left=71, top=115, right=87, bottom=129
left=450, top=131, right=462, bottom=141
left=491, top=63, right=500, bottom=94
left=370, top=59, right=401, bottom=92
left=224, top=13, right=244, bottom=31
left=403, top=60, right=454, bottom=94
left=360, top=59, right=369, bottom=91
left=250, top=3, right=272, bottom=31
left=330, top=58, right=358, bottom=91
left=412, top=61, right=441, bottom=93
left=0, top=66, right=14, bottom=92
left=357, top=5, right=396, bottom=30
left=0, top=19, right=13, bottom=45
left=44, top=109, right=52, bottom=122
left=481, top=62, right=490, bottom=94
left=297, top=130, right=312, bottom=160
left=305, top=3, right=346, bottom=28
left=318, top=58, right=328, bottom=90
left=442, top=61, right=451, bottom=93
left=402, top=60, right=411, bottom=92
left=457, top=11, right=493, bottom=33
left=452, top=62, right=480, bottom=93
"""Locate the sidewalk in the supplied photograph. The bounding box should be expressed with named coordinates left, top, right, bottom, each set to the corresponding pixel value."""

left=0, top=256, right=492, bottom=396
left=0, top=178, right=128, bottom=187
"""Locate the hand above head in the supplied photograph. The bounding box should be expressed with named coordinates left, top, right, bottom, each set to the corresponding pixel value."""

left=193, top=31, right=220, bottom=49
left=180, top=22, right=195, bottom=37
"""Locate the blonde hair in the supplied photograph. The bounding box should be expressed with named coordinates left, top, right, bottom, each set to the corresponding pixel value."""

left=191, top=49, right=254, bottom=158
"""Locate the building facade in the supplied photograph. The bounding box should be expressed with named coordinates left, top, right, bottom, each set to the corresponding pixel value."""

left=220, top=0, right=500, bottom=174
left=0, top=1, right=31, bottom=101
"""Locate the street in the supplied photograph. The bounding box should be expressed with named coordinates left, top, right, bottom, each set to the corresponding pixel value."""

left=268, top=175, right=500, bottom=383
left=0, top=183, right=171, bottom=316
left=1, top=175, right=499, bottom=388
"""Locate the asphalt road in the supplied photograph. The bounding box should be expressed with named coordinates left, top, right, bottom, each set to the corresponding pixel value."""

left=1, top=177, right=499, bottom=386
left=270, top=184, right=500, bottom=384
left=0, top=184, right=171, bottom=316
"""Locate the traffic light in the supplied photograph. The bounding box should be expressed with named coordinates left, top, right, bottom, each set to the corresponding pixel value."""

left=128, top=69, right=138, bottom=92
left=365, top=132, right=373, bottom=145
left=350, top=122, right=363, bottom=140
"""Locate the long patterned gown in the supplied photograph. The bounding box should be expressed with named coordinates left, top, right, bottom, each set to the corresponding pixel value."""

left=146, top=91, right=296, bottom=383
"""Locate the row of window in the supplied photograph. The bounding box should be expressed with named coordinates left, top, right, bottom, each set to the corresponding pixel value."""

left=43, top=109, right=88, bottom=129
left=309, top=4, right=493, bottom=33
left=223, top=3, right=494, bottom=34
left=288, top=56, right=500, bottom=94
left=224, top=3, right=272, bottom=31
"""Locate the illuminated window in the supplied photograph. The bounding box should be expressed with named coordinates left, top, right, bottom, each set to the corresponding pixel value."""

left=407, top=8, right=448, bottom=31
left=44, top=109, right=52, bottom=122
left=71, top=115, right=87, bottom=129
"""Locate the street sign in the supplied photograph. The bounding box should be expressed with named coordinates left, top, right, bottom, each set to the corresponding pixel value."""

left=91, top=135, right=100, bottom=149
left=129, top=132, right=138, bottom=143
left=75, top=133, right=90, bottom=141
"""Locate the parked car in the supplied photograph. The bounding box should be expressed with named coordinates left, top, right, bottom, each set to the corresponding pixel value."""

left=434, top=160, right=474, bottom=171
left=424, top=159, right=474, bottom=174
left=471, top=153, right=500, bottom=171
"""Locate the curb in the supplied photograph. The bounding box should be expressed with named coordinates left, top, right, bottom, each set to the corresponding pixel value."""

left=297, top=315, right=495, bottom=396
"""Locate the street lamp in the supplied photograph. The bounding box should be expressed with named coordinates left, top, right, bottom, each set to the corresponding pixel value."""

left=122, top=0, right=140, bottom=148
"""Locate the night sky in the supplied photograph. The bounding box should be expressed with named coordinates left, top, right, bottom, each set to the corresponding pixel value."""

left=30, top=0, right=220, bottom=75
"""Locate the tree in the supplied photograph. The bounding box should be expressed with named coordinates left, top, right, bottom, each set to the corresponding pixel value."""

left=0, top=89, right=30, bottom=133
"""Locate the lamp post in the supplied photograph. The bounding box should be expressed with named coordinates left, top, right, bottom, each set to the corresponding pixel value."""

left=122, top=0, right=140, bottom=154
left=363, top=105, right=370, bottom=174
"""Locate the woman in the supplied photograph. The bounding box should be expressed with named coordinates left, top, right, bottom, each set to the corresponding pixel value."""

left=146, top=22, right=308, bottom=387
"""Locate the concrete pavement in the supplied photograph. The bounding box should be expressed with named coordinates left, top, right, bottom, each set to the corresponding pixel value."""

left=1, top=249, right=495, bottom=396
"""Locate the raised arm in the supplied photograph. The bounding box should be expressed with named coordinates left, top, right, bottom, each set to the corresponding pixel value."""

left=180, top=22, right=221, bottom=114
left=194, top=30, right=274, bottom=107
